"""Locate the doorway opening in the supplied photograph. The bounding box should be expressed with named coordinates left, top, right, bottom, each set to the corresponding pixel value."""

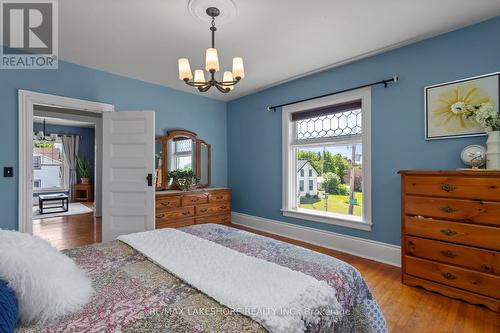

left=18, top=90, right=114, bottom=249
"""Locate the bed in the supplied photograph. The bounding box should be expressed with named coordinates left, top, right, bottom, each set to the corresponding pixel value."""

left=18, top=224, right=387, bottom=332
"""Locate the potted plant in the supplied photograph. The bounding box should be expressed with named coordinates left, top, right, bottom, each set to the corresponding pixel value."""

left=167, top=169, right=199, bottom=191
left=76, top=156, right=92, bottom=184
left=465, top=103, right=500, bottom=169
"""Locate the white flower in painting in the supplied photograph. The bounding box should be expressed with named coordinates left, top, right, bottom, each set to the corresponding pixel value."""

left=473, top=103, right=499, bottom=131
left=450, top=102, right=467, bottom=114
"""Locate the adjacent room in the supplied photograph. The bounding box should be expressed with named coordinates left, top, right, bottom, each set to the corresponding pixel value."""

left=0, top=1, right=499, bottom=332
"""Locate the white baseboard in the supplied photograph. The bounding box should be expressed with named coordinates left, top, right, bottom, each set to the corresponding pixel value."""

left=231, top=212, right=401, bottom=267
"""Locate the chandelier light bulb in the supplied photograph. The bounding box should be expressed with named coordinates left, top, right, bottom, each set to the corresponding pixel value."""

left=194, top=70, right=206, bottom=85
left=205, top=48, right=220, bottom=72
left=232, top=57, right=245, bottom=79
left=178, top=58, right=192, bottom=80
left=223, top=71, right=234, bottom=90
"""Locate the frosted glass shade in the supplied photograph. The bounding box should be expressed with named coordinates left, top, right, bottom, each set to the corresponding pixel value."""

left=232, top=57, right=245, bottom=79
left=223, top=71, right=234, bottom=90
left=194, top=70, right=206, bottom=85
left=205, top=48, right=220, bottom=72
left=178, top=58, right=192, bottom=80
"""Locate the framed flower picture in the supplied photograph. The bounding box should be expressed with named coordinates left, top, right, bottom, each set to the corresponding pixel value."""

left=425, top=72, right=499, bottom=140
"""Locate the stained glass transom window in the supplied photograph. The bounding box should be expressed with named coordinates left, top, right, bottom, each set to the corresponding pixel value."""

left=296, top=109, right=362, bottom=140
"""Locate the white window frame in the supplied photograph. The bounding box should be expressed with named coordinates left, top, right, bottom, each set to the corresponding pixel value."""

left=282, top=87, right=372, bottom=231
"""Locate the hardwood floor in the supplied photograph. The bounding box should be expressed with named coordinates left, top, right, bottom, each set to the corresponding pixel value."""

left=32, top=202, right=101, bottom=250
left=32, top=218, right=499, bottom=332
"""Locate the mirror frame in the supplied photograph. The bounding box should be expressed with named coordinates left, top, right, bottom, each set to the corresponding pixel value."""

left=155, top=130, right=211, bottom=190
left=155, top=135, right=167, bottom=190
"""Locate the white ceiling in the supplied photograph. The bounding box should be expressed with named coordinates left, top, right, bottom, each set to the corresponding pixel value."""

left=59, top=0, right=500, bottom=101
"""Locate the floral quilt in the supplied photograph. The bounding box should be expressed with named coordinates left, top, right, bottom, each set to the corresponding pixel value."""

left=18, top=224, right=387, bottom=333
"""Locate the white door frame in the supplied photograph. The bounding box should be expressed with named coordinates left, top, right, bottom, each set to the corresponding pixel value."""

left=18, top=89, right=115, bottom=234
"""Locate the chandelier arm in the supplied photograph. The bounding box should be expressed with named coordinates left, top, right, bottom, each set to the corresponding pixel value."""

left=198, top=84, right=212, bottom=92
left=214, top=83, right=230, bottom=93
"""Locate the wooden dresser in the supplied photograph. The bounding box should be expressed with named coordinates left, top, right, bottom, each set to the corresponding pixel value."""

left=400, top=170, right=500, bottom=312
left=155, top=188, right=231, bottom=229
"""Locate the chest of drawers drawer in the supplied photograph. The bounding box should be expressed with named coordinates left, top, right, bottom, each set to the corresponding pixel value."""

left=405, top=256, right=500, bottom=299
left=195, top=213, right=231, bottom=225
left=405, top=236, right=499, bottom=275
left=405, top=196, right=500, bottom=226
left=196, top=202, right=230, bottom=216
left=404, top=176, right=500, bottom=201
left=156, top=195, right=181, bottom=210
left=404, top=216, right=500, bottom=250
left=156, top=206, right=194, bottom=220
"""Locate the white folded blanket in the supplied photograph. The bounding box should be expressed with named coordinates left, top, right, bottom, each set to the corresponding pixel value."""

left=119, top=228, right=341, bottom=333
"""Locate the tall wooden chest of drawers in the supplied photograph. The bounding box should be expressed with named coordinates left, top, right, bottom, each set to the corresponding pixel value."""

left=400, top=170, right=500, bottom=312
left=155, top=188, right=231, bottom=229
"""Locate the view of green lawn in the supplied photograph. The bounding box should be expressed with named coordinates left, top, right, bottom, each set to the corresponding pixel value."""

left=299, top=191, right=362, bottom=216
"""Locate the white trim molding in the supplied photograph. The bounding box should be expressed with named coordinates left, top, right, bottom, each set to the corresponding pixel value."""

left=18, top=90, right=114, bottom=234
left=231, top=212, right=401, bottom=267
left=282, top=87, right=372, bottom=231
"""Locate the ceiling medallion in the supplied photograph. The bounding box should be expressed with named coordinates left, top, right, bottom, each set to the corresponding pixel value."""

left=178, top=7, right=244, bottom=93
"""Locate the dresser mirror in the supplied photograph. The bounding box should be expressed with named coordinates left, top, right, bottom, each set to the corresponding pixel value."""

left=155, top=130, right=211, bottom=190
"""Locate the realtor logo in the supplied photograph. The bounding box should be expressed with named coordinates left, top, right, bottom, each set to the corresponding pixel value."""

left=1, top=0, right=58, bottom=69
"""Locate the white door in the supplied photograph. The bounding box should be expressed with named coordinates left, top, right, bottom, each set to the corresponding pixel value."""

left=102, top=111, right=155, bottom=242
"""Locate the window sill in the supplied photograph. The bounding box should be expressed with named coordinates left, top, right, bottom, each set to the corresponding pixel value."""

left=282, top=208, right=372, bottom=231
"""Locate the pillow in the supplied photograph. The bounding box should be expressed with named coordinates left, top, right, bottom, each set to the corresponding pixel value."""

left=0, top=230, right=94, bottom=324
left=0, top=280, right=18, bottom=333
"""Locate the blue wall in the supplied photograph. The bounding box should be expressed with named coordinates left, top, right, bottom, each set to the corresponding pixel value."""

left=227, top=17, right=500, bottom=246
left=33, top=123, right=95, bottom=182
left=0, top=61, right=227, bottom=230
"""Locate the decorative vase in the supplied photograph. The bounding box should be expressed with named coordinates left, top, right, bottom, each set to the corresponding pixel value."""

left=486, top=131, right=500, bottom=170
left=81, top=177, right=90, bottom=184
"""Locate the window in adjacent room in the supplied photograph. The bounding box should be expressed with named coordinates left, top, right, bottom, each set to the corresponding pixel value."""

left=282, top=87, right=372, bottom=231
left=32, top=139, right=68, bottom=190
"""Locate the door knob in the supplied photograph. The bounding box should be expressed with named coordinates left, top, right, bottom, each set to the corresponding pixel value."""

left=146, top=173, right=153, bottom=186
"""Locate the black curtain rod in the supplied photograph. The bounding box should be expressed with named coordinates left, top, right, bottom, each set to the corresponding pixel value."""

left=267, top=76, right=399, bottom=112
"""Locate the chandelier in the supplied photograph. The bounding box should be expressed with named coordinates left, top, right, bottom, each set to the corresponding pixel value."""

left=178, top=7, right=245, bottom=93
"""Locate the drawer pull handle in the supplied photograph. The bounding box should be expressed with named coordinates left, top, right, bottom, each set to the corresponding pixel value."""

left=440, top=229, right=457, bottom=236
left=220, top=206, right=227, bottom=210
left=440, top=250, right=457, bottom=258
left=182, top=211, right=190, bottom=216
left=442, top=272, right=457, bottom=280
left=156, top=214, right=165, bottom=218
left=216, top=196, right=224, bottom=200
left=161, top=202, right=172, bottom=206
left=439, top=206, right=457, bottom=213
left=199, top=209, right=208, bottom=213
left=440, top=184, right=456, bottom=192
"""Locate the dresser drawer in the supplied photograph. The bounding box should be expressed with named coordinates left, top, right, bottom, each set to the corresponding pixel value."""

left=405, top=236, right=500, bottom=275
left=156, top=217, right=195, bottom=229
left=196, top=213, right=231, bottom=225
left=404, top=176, right=500, bottom=201
left=156, top=195, right=181, bottom=210
left=405, top=256, right=500, bottom=299
left=196, top=203, right=230, bottom=216
left=405, top=196, right=500, bottom=226
left=181, top=193, right=208, bottom=206
left=208, top=191, right=231, bottom=203
left=156, top=206, right=194, bottom=220
left=405, top=216, right=500, bottom=250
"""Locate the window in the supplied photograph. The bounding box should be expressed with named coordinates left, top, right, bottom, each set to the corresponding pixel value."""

left=299, top=180, right=304, bottom=192
left=300, top=169, right=304, bottom=177
left=33, top=140, right=68, bottom=190
left=282, top=87, right=371, bottom=231
left=173, top=139, right=193, bottom=170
